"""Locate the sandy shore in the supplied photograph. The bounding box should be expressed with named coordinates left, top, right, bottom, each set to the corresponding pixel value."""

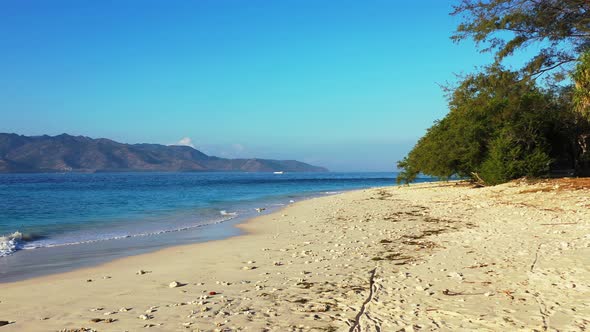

left=1, top=180, right=589, bottom=331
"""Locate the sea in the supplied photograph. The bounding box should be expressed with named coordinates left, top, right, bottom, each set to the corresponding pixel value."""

left=0, top=172, right=431, bottom=282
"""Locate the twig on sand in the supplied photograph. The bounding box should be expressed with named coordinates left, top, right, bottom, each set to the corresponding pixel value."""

left=470, top=172, right=487, bottom=187
left=442, top=289, right=487, bottom=296
left=530, top=243, right=544, bottom=273
left=349, top=268, right=378, bottom=332
left=501, top=289, right=515, bottom=300
left=534, top=295, right=549, bottom=331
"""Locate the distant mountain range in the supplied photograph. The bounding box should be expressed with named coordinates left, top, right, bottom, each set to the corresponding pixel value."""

left=0, top=133, right=328, bottom=173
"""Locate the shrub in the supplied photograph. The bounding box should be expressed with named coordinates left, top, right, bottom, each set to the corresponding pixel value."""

left=397, top=66, right=576, bottom=185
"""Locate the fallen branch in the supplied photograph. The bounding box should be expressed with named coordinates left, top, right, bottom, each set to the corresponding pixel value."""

left=533, top=295, right=549, bottom=331
left=349, top=268, right=377, bottom=332
left=470, top=172, right=487, bottom=187
left=530, top=243, right=544, bottom=273
left=442, top=289, right=487, bottom=296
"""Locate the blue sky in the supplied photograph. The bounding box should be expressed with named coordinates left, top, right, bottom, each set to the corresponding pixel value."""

left=0, top=1, right=525, bottom=171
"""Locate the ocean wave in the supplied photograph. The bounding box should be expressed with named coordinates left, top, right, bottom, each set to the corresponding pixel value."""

left=268, top=203, right=286, bottom=207
left=220, top=210, right=238, bottom=217
left=0, top=232, right=24, bottom=257
left=0, top=213, right=241, bottom=257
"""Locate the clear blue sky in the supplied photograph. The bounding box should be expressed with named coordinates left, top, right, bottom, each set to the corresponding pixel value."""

left=0, top=1, right=523, bottom=171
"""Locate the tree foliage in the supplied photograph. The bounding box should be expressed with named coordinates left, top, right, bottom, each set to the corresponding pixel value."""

left=572, top=52, right=590, bottom=170
left=452, top=0, right=590, bottom=78
left=397, top=67, right=576, bottom=185
left=397, top=1, right=590, bottom=184
left=573, top=52, right=590, bottom=118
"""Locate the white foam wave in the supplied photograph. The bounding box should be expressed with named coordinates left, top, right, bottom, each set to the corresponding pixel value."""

left=220, top=210, right=238, bottom=217
left=1, top=213, right=242, bottom=256
left=0, top=232, right=23, bottom=257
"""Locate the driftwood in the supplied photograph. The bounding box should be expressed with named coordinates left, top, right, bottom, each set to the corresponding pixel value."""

left=442, top=289, right=487, bottom=296
left=470, top=172, right=487, bottom=187
left=348, top=268, right=378, bottom=332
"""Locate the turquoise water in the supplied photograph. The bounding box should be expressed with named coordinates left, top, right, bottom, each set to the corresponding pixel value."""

left=0, top=172, right=431, bottom=281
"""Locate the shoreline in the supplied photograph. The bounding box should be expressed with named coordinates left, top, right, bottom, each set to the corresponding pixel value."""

left=1, top=185, right=369, bottom=287
left=1, top=191, right=323, bottom=286
left=0, top=190, right=327, bottom=284
left=0, top=180, right=588, bottom=331
left=0, top=189, right=362, bottom=285
left=0, top=172, right=407, bottom=282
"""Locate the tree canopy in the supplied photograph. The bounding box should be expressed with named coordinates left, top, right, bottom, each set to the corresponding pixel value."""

left=452, top=0, right=590, bottom=78
left=573, top=52, right=590, bottom=118
left=397, top=66, right=576, bottom=185
left=396, top=1, right=590, bottom=185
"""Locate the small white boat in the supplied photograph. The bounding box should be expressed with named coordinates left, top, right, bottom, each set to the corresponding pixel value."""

left=273, top=171, right=284, bottom=174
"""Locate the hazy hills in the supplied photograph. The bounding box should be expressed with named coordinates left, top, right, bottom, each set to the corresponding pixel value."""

left=0, top=133, right=327, bottom=173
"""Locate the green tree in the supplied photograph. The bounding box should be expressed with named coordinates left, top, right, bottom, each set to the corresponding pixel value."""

left=397, top=67, right=574, bottom=184
left=573, top=52, right=590, bottom=118
left=397, top=1, right=590, bottom=184
left=452, top=0, right=590, bottom=78
left=572, top=52, right=590, bottom=172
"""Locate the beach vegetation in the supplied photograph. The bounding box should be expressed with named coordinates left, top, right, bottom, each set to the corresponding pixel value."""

left=397, top=66, right=578, bottom=185
left=572, top=53, right=590, bottom=171
left=451, top=0, right=590, bottom=80
left=397, top=1, right=590, bottom=185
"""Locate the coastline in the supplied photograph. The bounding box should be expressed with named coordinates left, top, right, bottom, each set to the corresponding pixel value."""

left=0, top=172, right=403, bottom=281
left=1, top=180, right=589, bottom=331
left=0, top=199, right=277, bottom=283
left=0, top=193, right=306, bottom=285
left=0, top=187, right=372, bottom=284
